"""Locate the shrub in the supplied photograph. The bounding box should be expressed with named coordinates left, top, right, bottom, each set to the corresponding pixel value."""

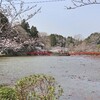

left=15, top=74, right=63, bottom=100
left=0, top=86, right=17, bottom=100
left=0, top=74, right=63, bottom=100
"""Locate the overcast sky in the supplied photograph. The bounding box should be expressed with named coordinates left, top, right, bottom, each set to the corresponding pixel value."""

left=16, top=0, right=100, bottom=38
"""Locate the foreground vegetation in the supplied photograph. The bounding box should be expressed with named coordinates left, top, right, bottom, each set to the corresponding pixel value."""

left=0, top=74, right=63, bottom=100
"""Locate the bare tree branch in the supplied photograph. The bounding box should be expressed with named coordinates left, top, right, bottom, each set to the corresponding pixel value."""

left=66, top=0, right=100, bottom=9
left=0, top=0, right=2, bottom=7
left=0, top=0, right=41, bottom=26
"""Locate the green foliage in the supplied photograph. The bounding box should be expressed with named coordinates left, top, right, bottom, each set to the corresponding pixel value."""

left=30, top=26, right=38, bottom=38
left=67, top=36, right=74, bottom=43
left=50, top=34, right=57, bottom=46
left=50, top=34, right=66, bottom=47
left=21, top=19, right=30, bottom=33
left=97, top=44, right=100, bottom=51
left=85, top=32, right=100, bottom=44
left=21, top=19, right=38, bottom=38
left=15, top=74, right=63, bottom=100
left=66, top=36, right=75, bottom=46
left=0, top=86, right=17, bottom=100
left=0, top=13, right=9, bottom=32
left=0, top=13, right=8, bottom=24
left=0, top=74, right=63, bottom=100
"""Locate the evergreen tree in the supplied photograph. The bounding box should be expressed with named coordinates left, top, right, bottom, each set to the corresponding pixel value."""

left=0, top=13, right=8, bottom=24
left=30, top=26, right=38, bottom=38
left=0, top=13, right=9, bottom=32
left=50, top=34, right=57, bottom=46
left=21, top=19, right=30, bottom=33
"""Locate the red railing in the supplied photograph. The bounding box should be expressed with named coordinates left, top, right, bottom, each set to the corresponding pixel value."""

left=70, top=52, right=100, bottom=55
left=27, top=51, right=52, bottom=56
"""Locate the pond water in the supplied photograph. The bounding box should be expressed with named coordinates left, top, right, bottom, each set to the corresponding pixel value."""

left=0, top=56, right=100, bottom=100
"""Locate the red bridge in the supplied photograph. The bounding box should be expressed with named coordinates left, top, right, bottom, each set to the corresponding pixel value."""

left=70, top=52, right=100, bottom=55
left=27, top=51, right=52, bottom=56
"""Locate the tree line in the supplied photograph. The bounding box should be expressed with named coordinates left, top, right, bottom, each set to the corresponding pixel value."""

left=21, top=19, right=38, bottom=38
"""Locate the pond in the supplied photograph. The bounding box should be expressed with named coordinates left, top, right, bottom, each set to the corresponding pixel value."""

left=0, top=56, right=100, bottom=100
